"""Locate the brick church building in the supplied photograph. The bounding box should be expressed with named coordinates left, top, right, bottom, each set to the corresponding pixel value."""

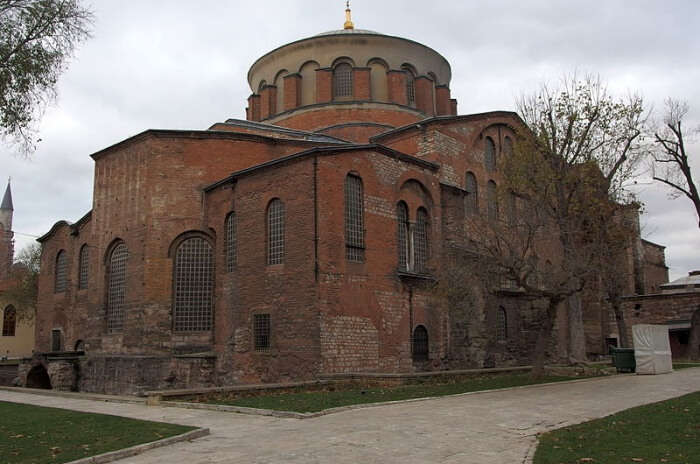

left=28, top=8, right=671, bottom=394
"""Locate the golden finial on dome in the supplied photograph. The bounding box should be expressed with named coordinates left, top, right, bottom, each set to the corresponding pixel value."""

left=344, top=1, right=354, bottom=30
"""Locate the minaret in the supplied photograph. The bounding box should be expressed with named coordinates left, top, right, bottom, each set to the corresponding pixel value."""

left=0, top=179, right=14, bottom=280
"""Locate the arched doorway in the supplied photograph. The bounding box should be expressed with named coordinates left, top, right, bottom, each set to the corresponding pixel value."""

left=412, top=325, right=429, bottom=362
left=26, top=365, right=52, bottom=389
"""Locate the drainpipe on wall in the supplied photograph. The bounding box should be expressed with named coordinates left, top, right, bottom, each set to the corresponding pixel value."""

left=313, top=155, right=319, bottom=283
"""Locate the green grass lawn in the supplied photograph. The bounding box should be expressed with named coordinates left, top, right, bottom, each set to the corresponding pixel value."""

left=204, top=374, right=586, bottom=413
left=533, top=391, right=700, bottom=464
left=673, top=362, right=700, bottom=370
left=0, top=401, right=195, bottom=464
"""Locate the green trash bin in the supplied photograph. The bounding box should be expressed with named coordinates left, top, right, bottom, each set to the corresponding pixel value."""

left=611, top=347, right=636, bottom=373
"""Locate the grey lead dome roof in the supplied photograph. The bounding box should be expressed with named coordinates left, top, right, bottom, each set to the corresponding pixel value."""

left=314, top=29, right=382, bottom=37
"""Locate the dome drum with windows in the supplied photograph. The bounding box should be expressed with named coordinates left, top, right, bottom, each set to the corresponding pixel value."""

left=245, top=7, right=457, bottom=141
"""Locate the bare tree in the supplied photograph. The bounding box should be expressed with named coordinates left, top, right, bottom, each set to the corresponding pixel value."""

left=514, top=75, right=648, bottom=363
left=652, top=99, right=700, bottom=229
left=0, top=0, right=93, bottom=155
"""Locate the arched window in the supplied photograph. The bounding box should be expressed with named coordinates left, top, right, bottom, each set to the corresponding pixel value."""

left=54, top=250, right=67, bottom=293
left=106, top=243, right=128, bottom=333
left=267, top=199, right=285, bottom=265
left=487, top=180, right=499, bottom=221
left=274, top=70, right=287, bottom=114
left=368, top=59, right=388, bottom=102
left=345, top=174, right=365, bottom=262
left=225, top=212, right=236, bottom=272
left=300, top=61, right=319, bottom=106
left=485, top=137, right=496, bottom=172
left=497, top=307, right=508, bottom=341
left=504, top=136, right=513, bottom=156
left=2, top=306, right=16, bottom=337
left=78, top=245, right=89, bottom=290
left=414, top=208, right=429, bottom=273
left=412, top=325, right=429, bottom=361
left=403, top=65, right=416, bottom=106
left=465, top=172, right=478, bottom=215
left=173, top=236, right=214, bottom=332
left=397, top=202, right=409, bottom=271
left=333, top=63, right=353, bottom=99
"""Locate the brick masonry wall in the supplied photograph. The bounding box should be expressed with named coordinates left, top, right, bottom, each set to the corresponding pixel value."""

left=33, top=110, right=651, bottom=392
left=268, top=103, right=422, bottom=136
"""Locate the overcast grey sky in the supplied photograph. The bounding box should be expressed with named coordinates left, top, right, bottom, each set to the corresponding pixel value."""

left=2, top=0, right=699, bottom=280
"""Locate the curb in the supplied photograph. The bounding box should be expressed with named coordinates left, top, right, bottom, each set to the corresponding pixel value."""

left=163, top=374, right=634, bottom=420
left=0, top=386, right=146, bottom=405
left=64, top=428, right=210, bottom=464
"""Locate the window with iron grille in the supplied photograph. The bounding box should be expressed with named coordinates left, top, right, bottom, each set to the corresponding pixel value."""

left=344, top=174, right=365, bottom=262
left=173, top=237, right=214, bottom=332
left=78, top=245, right=89, bottom=290
left=333, top=63, right=353, bottom=99
left=465, top=172, right=478, bottom=215
left=405, top=71, right=415, bottom=105
left=51, top=329, right=61, bottom=351
left=267, top=199, right=285, bottom=265
left=485, top=137, right=496, bottom=172
left=497, top=307, right=507, bottom=341
left=2, top=306, right=16, bottom=337
left=106, top=243, right=128, bottom=333
left=414, top=208, right=429, bottom=273
left=225, top=213, right=236, bottom=272
left=54, top=250, right=67, bottom=293
left=254, top=313, right=271, bottom=351
left=412, top=325, right=429, bottom=361
left=397, top=202, right=409, bottom=271
left=487, top=180, right=499, bottom=221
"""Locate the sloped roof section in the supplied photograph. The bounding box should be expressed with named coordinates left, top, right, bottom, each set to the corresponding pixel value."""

left=1, top=181, right=12, bottom=211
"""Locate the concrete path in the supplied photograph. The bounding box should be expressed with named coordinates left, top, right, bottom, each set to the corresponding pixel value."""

left=2, top=369, right=699, bottom=464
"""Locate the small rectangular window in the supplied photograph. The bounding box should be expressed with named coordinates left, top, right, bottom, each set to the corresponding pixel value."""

left=254, top=314, right=271, bottom=352
left=51, top=329, right=62, bottom=352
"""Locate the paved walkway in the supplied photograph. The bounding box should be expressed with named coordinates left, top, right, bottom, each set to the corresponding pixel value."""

left=2, top=369, right=699, bottom=464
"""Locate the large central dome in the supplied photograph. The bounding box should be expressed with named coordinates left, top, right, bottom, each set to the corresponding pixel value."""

left=244, top=12, right=458, bottom=142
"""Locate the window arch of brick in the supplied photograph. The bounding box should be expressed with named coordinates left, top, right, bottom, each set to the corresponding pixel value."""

left=465, top=172, right=478, bottom=215
left=415, top=207, right=429, bottom=273
left=173, top=235, right=214, bottom=332
left=333, top=62, right=353, bottom=100
left=2, top=305, right=16, bottom=337
left=497, top=307, right=508, bottom=341
left=345, top=174, right=365, bottom=262
left=267, top=199, right=285, bottom=265
left=54, top=250, right=68, bottom=293
left=487, top=180, right=499, bottom=221
left=485, top=136, right=496, bottom=172
left=78, top=244, right=89, bottom=290
left=225, top=212, right=236, bottom=272
left=412, top=325, right=429, bottom=361
left=402, top=64, right=416, bottom=106
left=397, top=201, right=410, bottom=271
left=106, top=242, right=128, bottom=333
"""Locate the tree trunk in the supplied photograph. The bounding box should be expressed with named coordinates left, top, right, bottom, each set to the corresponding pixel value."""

left=612, top=300, right=630, bottom=348
left=532, top=298, right=559, bottom=379
left=567, top=293, right=587, bottom=363
left=688, top=309, right=700, bottom=361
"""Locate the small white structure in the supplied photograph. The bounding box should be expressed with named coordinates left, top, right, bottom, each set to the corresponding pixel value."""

left=632, top=324, right=673, bottom=375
